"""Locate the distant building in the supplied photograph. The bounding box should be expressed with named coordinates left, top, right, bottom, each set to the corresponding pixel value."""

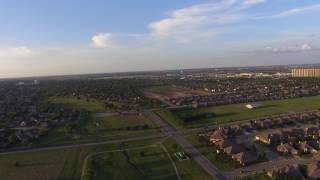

left=292, top=68, right=320, bottom=78
left=245, top=103, right=263, bottom=109
left=33, top=80, right=40, bottom=85
left=16, top=82, right=25, bottom=86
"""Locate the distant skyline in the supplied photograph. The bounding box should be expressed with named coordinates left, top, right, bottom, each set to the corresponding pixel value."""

left=0, top=0, right=320, bottom=78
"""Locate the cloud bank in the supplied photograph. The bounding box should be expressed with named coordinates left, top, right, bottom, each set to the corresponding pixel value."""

left=91, top=33, right=113, bottom=48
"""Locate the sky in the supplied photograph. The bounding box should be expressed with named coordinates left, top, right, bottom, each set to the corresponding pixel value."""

left=0, top=0, right=320, bottom=78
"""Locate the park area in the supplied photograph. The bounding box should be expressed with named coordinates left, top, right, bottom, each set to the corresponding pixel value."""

left=158, top=95, right=320, bottom=128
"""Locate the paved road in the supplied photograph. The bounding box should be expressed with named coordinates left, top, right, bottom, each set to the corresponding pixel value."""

left=0, top=134, right=165, bottom=156
left=147, top=111, right=228, bottom=180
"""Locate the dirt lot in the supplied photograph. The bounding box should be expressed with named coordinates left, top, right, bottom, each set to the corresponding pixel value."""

left=144, top=85, right=210, bottom=101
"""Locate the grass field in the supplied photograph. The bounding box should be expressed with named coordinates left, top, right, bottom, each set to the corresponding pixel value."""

left=37, top=113, right=161, bottom=146
left=162, top=138, right=213, bottom=180
left=85, top=114, right=160, bottom=139
left=0, top=139, right=162, bottom=180
left=235, top=172, right=272, bottom=180
left=185, top=134, right=240, bottom=171
left=84, top=145, right=178, bottom=180
left=49, top=96, right=107, bottom=113
left=169, top=95, right=320, bottom=128
left=83, top=138, right=213, bottom=180
left=156, top=109, right=185, bottom=129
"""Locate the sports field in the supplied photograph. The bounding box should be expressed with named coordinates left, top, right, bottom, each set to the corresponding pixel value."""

left=161, top=95, right=320, bottom=128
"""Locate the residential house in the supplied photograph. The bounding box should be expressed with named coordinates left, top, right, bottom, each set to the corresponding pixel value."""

left=232, top=151, right=258, bottom=166
left=255, top=132, right=280, bottom=145
left=267, top=164, right=305, bottom=179
left=305, top=162, right=320, bottom=180
left=276, top=143, right=298, bottom=155
left=295, top=141, right=317, bottom=154
left=209, top=130, right=227, bottom=143
left=223, top=143, right=245, bottom=155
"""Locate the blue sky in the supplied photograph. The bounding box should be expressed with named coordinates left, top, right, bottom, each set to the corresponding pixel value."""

left=0, top=0, right=320, bottom=77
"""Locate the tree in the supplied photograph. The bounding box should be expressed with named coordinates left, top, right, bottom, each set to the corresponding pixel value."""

left=14, top=161, right=20, bottom=167
left=140, top=150, right=145, bottom=157
left=172, top=144, right=178, bottom=151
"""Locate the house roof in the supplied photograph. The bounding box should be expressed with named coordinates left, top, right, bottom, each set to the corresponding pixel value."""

left=277, top=143, right=297, bottom=153
left=234, top=151, right=258, bottom=164
left=216, top=139, right=233, bottom=148
left=210, top=130, right=227, bottom=141
left=224, top=143, right=245, bottom=155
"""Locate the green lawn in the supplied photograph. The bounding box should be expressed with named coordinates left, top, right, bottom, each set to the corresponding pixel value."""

left=49, top=96, right=107, bottom=113
left=156, top=108, right=185, bottom=129
left=0, top=139, right=162, bottom=180
left=171, top=95, right=320, bottom=127
left=185, top=134, right=239, bottom=171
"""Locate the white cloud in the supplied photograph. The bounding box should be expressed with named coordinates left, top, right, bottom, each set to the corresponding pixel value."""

left=0, top=46, right=33, bottom=57
left=149, top=0, right=264, bottom=43
left=91, top=33, right=113, bottom=48
left=243, top=0, right=265, bottom=6
left=263, top=43, right=315, bottom=53
left=256, top=4, right=320, bottom=19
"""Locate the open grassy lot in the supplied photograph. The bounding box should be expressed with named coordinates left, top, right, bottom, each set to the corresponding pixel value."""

left=0, top=139, right=162, bottom=180
left=84, top=138, right=213, bottom=180
left=38, top=113, right=160, bottom=146
left=85, top=114, right=160, bottom=140
left=49, top=96, right=107, bottom=113
left=163, top=138, right=213, bottom=180
left=156, top=108, right=185, bottom=129
left=144, top=85, right=210, bottom=100
left=235, top=172, right=272, bottom=180
left=185, top=134, right=239, bottom=171
left=170, top=95, right=320, bottom=127
left=84, top=145, right=178, bottom=180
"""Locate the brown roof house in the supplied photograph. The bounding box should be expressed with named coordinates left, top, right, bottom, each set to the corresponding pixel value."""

left=255, top=132, right=280, bottom=145
left=295, top=141, right=317, bottom=154
left=304, top=161, right=320, bottom=180
left=209, top=130, right=227, bottom=143
left=276, top=143, right=298, bottom=156
left=215, top=139, right=233, bottom=154
left=223, top=143, right=245, bottom=155
left=232, top=151, right=258, bottom=166
left=267, top=164, right=305, bottom=179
